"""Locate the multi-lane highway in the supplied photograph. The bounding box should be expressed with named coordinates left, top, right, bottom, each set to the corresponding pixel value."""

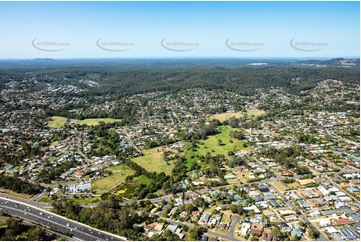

left=0, top=197, right=126, bottom=241
left=1, top=167, right=357, bottom=241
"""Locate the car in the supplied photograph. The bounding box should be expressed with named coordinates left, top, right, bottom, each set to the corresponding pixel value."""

left=199, top=227, right=208, bottom=233
left=66, top=223, right=70, bottom=227
left=39, top=212, right=44, bottom=215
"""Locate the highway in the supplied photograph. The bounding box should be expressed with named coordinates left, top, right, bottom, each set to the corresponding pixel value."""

left=0, top=197, right=126, bottom=241
left=1, top=167, right=357, bottom=241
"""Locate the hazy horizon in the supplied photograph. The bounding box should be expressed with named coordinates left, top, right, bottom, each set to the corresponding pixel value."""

left=0, top=56, right=360, bottom=61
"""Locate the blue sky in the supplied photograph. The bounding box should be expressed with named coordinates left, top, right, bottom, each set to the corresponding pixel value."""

left=0, top=1, right=359, bottom=59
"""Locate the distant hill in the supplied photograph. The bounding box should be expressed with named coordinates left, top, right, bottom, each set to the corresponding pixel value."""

left=296, top=58, right=360, bottom=68
left=0, top=57, right=359, bottom=69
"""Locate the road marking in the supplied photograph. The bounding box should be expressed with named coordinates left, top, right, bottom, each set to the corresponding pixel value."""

left=0, top=197, right=126, bottom=241
left=0, top=204, right=100, bottom=240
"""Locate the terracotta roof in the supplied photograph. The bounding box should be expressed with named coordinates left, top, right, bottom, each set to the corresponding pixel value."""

left=333, top=218, right=351, bottom=225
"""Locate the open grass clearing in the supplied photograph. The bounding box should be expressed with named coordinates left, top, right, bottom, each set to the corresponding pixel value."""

left=50, top=141, right=60, bottom=147
left=132, top=146, right=176, bottom=175
left=220, top=212, right=231, bottom=223
left=0, top=219, right=7, bottom=228
left=38, top=196, right=53, bottom=204
left=286, top=181, right=302, bottom=190
left=213, top=227, right=230, bottom=235
left=0, top=188, right=33, bottom=199
left=209, top=108, right=265, bottom=122
left=133, top=175, right=153, bottom=186
left=48, top=116, right=121, bottom=128
left=272, top=181, right=301, bottom=192
left=91, top=164, right=134, bottom=194
left=244, top=108, right=266, bottom=117
left=106, top=163, right=128, bottom=173
left=185, top=126, right=249, bottom=168
left=75, top=118, right=122, bottom=126
left=48, top=116, right=67, bottom=128
left=272, top=182, right=288, bottom=192
left=203, top=206, right=217, bottom=215
left=66, top=196, right=99, bottom=204
left=210, top=112, right=242, bottom=122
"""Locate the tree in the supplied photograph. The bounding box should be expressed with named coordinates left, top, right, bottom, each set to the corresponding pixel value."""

left=230, top=130, right=245, bottom=140
left=307, top=226, right=319, bottom=239
left=290, top=233, right=300, bottom=241
left=185, top=204, right=195, bottom=214
left=229, top=204, right=243, bottom=215
left=189, top=227, right=200, bottom=240
left=28, top=227, right=46, bottom=241
left=271, top=226, right=282, bottom=240
left=230, top=204, right=238, bottom=213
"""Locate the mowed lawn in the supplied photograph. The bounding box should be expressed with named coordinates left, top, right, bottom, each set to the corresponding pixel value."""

left=48, top=116, right=67, bottom=128
left=91, top=164, right=134, bottom=194
left=133, top=175, right=153, bottom=186
left=132, top=147, right=175, bottom=176
left=185, top=126, right=249, bottom=168
left=75, top=118, right=122, bottom=126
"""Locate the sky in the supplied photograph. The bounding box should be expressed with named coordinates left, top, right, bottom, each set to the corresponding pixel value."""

left=0, top=1, right=359, bottom=59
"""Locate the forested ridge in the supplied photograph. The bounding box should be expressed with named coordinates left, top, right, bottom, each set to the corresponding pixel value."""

left=0, top=63, right=359, bottom=97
